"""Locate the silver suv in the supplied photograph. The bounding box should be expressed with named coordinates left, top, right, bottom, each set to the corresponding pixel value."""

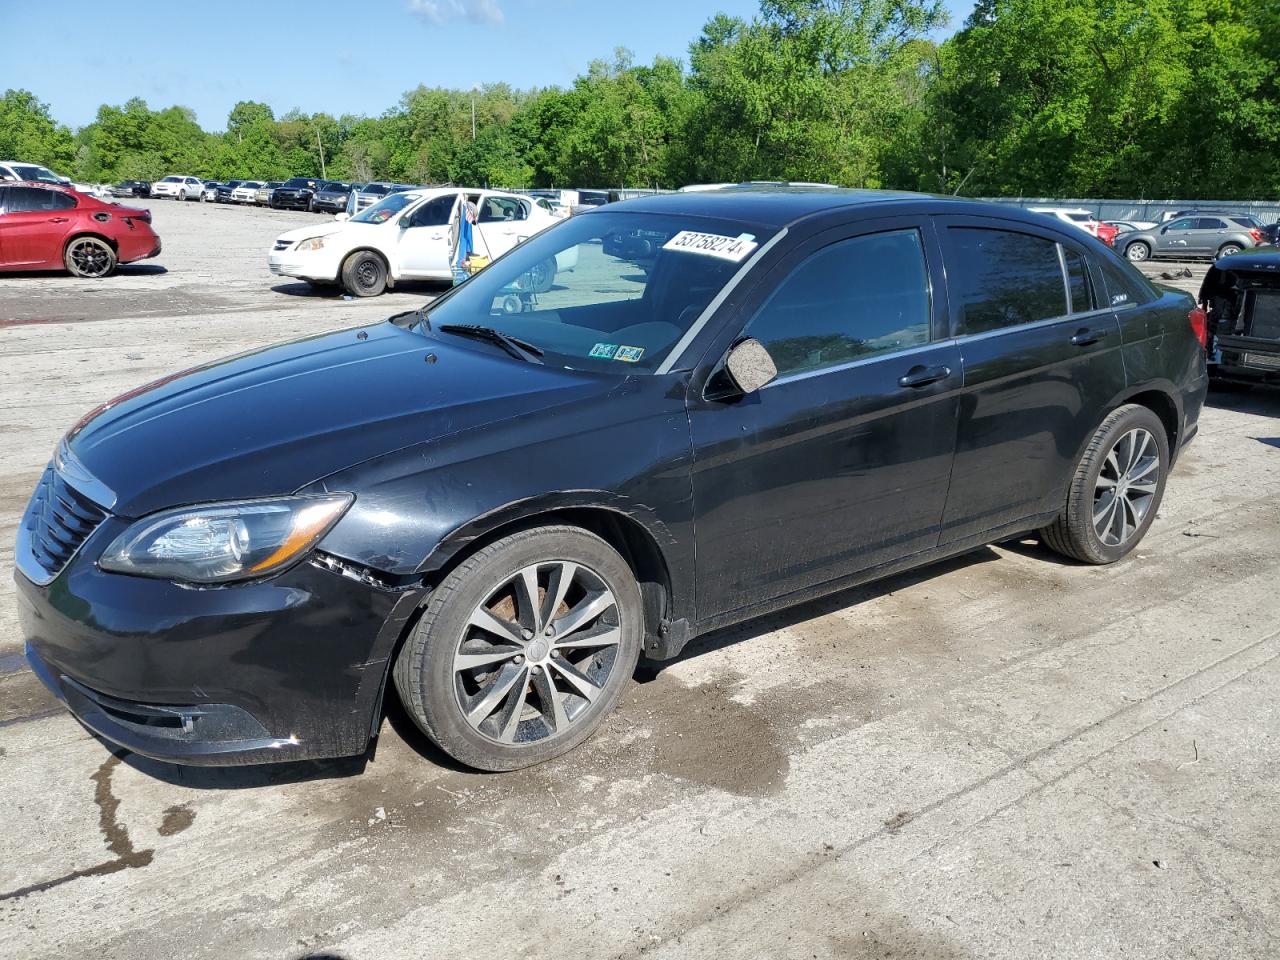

left=1118, top=214, right=1262, bottom=263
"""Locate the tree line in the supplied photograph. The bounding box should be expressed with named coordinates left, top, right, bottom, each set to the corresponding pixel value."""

left=2, top=0, right=1276, bottom=199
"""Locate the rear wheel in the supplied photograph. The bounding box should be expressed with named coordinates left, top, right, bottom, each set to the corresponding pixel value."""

left=392, top=525, right=643, bottom=771
left=64, top=237, right=117, bottom=278
left=1042, top=404, right=1168, bottom=564
left=340, top=250, right=387, bottom=297
left=527, top=257, right=557, bottom=294
left=1217, top=243, right=1243, bottom=260
left=1125, top=241, right=1151, bottom=262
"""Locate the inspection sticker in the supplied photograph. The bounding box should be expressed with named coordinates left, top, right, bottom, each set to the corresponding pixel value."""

left=662, top=231, right=758, bottom=262
left=614, top=345, right=645, bottom=363
left=589, top=342, right=619, bottom=359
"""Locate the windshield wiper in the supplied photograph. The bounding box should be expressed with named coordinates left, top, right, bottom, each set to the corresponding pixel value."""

left=438, top=324, right=543, bottom=364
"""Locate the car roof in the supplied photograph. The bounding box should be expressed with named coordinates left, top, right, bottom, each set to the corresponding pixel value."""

left=3, top=180, right=74, bottom=194
left=610, top=185, right=980, bottom=229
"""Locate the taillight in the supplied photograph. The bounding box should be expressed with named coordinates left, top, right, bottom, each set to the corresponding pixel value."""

left=137, top=210, right=152, bottom=223
left=1249, top=228, right=1263, bottom=243
left=1189, top=306, right=1208, bottom=348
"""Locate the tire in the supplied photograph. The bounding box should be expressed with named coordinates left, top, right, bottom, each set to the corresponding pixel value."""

left=392, top=525, right=643, bottom=771
left=1217, top=243, right=1243, bottom=260
left=1041, top=404, right=1169, bottom=564
left=340, top=250, right=388, bottom=297
left=1125, top=241, right=1151, bottom=262
left=64, top=236, right=118, bottom=278
left=528, top=257, right=556, bottom=294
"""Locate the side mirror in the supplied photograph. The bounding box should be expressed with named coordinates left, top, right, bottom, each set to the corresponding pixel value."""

left=721, top=337, right=777, bottom=395
left=334, top=212, right=350, bottom=222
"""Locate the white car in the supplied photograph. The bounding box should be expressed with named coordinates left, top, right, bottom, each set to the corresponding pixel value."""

left=1027, top=206, right=1102, bottom=237
left=152, top=175, right=204, bottom=200
left=0, top=160, right=69, bottom=184
left=231, top=181, right=263, bottom=204
left=269, top=187, right=574, bottom=297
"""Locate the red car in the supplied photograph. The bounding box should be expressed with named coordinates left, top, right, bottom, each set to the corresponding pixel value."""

left=1095, top=222, right=1119, bottom=247
left=0, top=181, right=160, bottom=278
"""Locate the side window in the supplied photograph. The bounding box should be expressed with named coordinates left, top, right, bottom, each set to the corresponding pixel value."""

left=479, top=197, right=525, bottom=222
left=1166, top=218, right=1196, bottom=231
left=948, top=227, right=1066, bottom=335
left=1062, top=248, right=1096, bottom=313
left=409, top=194, right=455, bottom=228
left=5, top=187, right=75, bottom=212
left=744, top=229, right=931, bottom=377
left=1197, top=218, right=1226, bottom=230
left=1098, top=256, right=1157, bottom=308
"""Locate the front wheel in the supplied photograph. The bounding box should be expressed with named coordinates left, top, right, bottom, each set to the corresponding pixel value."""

left=527, top=257, right=557, bottom=294
left=340, top=250, right=387, bottom=297
left=64, top=236, right=118, bottom=278
left=392, top=525, right=643, bottom=771
left=1041, top=404, right=1169, bottom=564
left=1125, top=241, right=1151, bottom=262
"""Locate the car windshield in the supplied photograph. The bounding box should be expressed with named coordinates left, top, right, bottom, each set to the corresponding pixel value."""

left=283, top=178, right=311, bottom=188
left=242, top=181, right=262, bottom=189
left=351, top=192, right=417, bottom=224
left=321, top=182, right=347, bottom=192
left=161, top=176, right=182, bottom=183
left=363, top=183, right=389, bottom=195
left=422, top=210, right=775, bottom=374
left=12, top=164, right=59, bottom=182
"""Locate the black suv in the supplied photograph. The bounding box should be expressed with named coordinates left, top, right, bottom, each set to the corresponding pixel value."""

left=271, top=177, right=322, bottom=211
left=110, top=180, right=151, bottom=198
left=1201, top=247, right=1280, bottom=382
left=16, top=189, right=1207, bottom=774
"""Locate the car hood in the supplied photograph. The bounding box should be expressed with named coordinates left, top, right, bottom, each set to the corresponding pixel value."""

left=66, top=321, right=612, bottom=518
left=276, top=220, right=360, bottom=244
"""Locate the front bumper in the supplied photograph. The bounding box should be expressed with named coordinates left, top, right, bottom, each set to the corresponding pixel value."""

left=268, top=250, right=337, bottom=281
left=274, top=194, right=312, bottom=208
left=16, top=536, right=424, bottom=766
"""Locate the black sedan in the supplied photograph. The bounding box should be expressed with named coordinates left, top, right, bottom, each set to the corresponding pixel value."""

left=16, top=189, right=1207, bottom=773
left=214, top=180, right=243, bottom=203
left=272, top=177, right=322, bottom=210
left=311, top=181, right=352, bottom=214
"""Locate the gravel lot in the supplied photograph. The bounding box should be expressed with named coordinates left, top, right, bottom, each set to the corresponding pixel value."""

left=1, top=200, right=1278, bottom=960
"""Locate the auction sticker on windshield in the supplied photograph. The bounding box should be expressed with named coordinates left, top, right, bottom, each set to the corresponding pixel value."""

left=663, top=231, right=758, bottom=262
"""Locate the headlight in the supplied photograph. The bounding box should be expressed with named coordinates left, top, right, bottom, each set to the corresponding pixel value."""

left=99, top=494, right=353, bottom=584
left=296, top=236, right=325, bottom=251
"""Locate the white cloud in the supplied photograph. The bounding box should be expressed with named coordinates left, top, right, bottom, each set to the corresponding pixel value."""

left=407, top=0, right=504, bottom=26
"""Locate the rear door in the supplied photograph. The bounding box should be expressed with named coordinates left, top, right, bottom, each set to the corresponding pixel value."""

left=936, top=218, right=1123, bottom=543
left=686, top=216, right=962, bottom=619
left=475, top=195, right=531, bottom=260
left=1193, top=217, right=1229, bottom=254
left=0, top=186, right=76, bottom=268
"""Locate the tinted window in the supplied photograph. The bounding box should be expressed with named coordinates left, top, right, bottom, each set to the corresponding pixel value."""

left=948, top=228, right=1066, bottom=334
left=1098, top=256, right=1157, bottom=308
left=409, top=194, right=455, bottom=227
left=6, top=187, right=76, bottom=212
left=745, top=229, right=931, bottom=376
left=1196, top=218, right=1226, bottom=230
left=1166, top=218, right=1196, bottom=231
left=1063, top=248, right=1097, bottom=313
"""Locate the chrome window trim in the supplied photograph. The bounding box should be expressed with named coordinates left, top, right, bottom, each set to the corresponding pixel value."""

left=762, top=338, right=946, bottom=390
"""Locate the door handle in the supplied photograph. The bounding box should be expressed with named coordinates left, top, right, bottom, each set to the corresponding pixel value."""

left=48, top=217, right=69, bottom=223
left=1070, top=328, right=1107, bottom=346
left=897, top=364, right=951, bottom=389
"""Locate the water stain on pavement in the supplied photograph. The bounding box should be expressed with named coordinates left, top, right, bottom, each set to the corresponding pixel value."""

left=159, top=802, right=196, bottom=837
left=0, top=751, right=154, bottom=901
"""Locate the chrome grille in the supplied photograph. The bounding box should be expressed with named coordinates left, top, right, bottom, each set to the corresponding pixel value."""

left=17, top=467, right=109, bottom=584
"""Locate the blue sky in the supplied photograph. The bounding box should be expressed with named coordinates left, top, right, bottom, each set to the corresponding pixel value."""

left=1, top=0, right=976, bottom=131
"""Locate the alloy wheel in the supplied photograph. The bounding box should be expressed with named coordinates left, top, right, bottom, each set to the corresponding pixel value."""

left=67, top=239, right=113, bottom=278
left=1093, top=427, right=1159, bottom=546
left=452, top=560, right=622, bottom=746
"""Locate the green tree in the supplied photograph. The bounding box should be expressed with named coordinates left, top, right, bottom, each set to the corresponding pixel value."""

left=0, top=89, right=75, bottom=173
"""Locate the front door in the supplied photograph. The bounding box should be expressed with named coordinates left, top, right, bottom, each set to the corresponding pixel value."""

left=1155, top=217, right=1197, bottom=256
left=934, top=218, right=1124, bottom=543
left=687, top=219, right=961, bottom=621
left=398, top=193, right=460, bottom=279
